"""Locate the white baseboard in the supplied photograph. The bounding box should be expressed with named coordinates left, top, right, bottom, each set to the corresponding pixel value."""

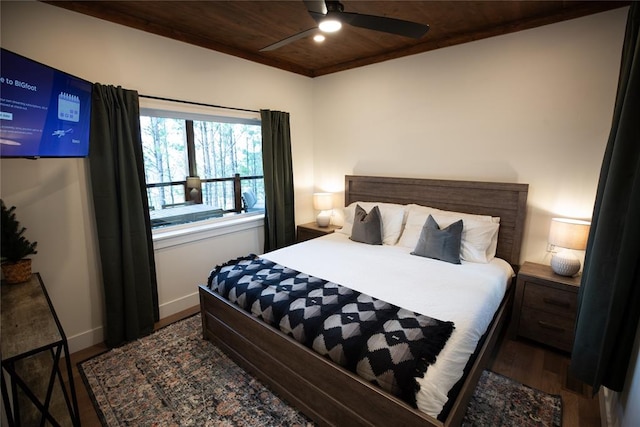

left=158, top=291, right=200, bottom=320
left=67, top=325, right=104, bottom=354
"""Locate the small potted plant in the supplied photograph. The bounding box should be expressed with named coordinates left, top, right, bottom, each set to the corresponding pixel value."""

left=1, top=200, right=38, bottom=284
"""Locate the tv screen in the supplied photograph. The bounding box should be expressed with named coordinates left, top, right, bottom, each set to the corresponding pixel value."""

left=0, top=49, right=92, bottom=158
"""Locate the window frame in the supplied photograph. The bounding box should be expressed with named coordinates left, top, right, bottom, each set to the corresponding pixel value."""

left=139, top=100, right=264, bottom=237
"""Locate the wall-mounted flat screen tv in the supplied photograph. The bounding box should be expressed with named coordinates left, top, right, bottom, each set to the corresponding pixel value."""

left=0, top=48, right=92, bottom=158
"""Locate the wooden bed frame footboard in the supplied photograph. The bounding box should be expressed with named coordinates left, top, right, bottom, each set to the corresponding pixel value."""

left=199, top=282, right=513, bottom=427
left=199, top=175, right=528, bottom=426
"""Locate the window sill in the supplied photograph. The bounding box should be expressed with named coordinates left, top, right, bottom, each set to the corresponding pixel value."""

left=152, top=212, right=264, bottom=250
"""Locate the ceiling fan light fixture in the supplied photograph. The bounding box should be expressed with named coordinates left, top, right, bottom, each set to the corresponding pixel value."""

left=313, top=34, right=326, bottom=43
left=319, top=18, right=342, bottom=33
left=262, top=0, right=429, bottom=52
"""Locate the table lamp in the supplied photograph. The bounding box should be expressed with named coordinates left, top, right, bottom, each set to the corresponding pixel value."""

left=313, top=193, right=333, bottom=227
left=186, top=176, right=201, bottom=204
left=548, top=217, right=590, bottom=276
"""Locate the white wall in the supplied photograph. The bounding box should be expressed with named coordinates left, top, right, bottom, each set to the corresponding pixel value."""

left=0, top=0, right=316, bottom=352
left=312, top=8, right=627, bottom=266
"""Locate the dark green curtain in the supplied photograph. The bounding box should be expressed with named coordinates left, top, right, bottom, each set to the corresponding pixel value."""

left=571, top=4, right=640, bottom=393
left=89, top=84, right=159, bottom=348
left=261, top=109, right=295, bottom=251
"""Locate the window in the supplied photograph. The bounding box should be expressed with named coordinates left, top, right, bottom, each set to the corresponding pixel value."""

left=140, top=107, right=264, bottom=229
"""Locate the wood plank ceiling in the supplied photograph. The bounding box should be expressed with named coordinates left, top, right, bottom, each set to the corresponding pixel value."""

left=44, top=1, right=628, bottom=77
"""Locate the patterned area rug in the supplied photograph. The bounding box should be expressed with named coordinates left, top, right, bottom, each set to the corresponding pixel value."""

left=78, top=314, right=562, bottom=426
left=463, top=370, right=562, bottom=426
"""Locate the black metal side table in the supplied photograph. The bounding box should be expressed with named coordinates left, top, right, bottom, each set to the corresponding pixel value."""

left=1, top=273, right=80, bottom=426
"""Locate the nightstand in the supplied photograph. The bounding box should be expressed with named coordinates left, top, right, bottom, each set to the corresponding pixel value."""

left=511, top=261, right=581, bottom=353
left=296, top=222, right=340, bottom=243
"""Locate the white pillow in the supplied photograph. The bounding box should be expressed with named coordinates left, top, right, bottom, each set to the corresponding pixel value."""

left=459, top=219, right=500, bottom=263
left=396, top=205, right=442, bottom=249
left=336, top=201, right=406, bottom=245
left=407, top=204, right=497, bottom=223
left=397, top=204, right=500, bottom=263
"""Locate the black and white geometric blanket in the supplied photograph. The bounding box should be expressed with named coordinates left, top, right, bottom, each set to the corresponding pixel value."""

left=208, top=254, right=455, bottom=407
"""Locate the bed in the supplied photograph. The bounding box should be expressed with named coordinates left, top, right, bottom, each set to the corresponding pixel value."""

left=199, top=175, right=528, bottom=426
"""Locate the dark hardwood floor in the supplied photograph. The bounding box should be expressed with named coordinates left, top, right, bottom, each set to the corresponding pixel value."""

left=63, top=306, right=600, bottom=427
left=491, top=335, right=601, bottom=427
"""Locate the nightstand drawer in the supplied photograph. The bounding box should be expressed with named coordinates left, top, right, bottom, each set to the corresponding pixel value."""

left=519, top=306, right=575, bottom=352
left=523, top=282, right=577, bottom=317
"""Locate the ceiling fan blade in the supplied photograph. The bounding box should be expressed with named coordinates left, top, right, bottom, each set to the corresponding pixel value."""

left=304, top=0, right=327, bottom=15
left=341, top=12, right=429, bottom=39
left=260, top=28, right=318, bottom=51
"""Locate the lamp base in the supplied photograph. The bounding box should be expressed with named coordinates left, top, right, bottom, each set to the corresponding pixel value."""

left=316, top=211, right=331, bottom=227
left=550, top=250, right=581, bottom=276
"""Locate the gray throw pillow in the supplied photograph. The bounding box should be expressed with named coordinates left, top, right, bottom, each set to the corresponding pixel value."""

left=350, top=204, right=383, bottom=245
left=411, top=215, right=463, bottom=264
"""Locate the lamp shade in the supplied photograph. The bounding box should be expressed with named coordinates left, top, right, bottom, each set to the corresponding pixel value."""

left=548, top=218, right=590, bottom=250
left=548, top=217, right=590, bottom=277
left=186, top=176, right=201, bottom=189
left=313, top=193, right=333, bottom=211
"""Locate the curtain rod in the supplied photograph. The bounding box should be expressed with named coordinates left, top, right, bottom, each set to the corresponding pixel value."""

left=139, top=94, right=260, bottom=114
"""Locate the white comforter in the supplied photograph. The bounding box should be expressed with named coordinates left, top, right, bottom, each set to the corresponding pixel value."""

left=262, top=232, right=513, bottom=417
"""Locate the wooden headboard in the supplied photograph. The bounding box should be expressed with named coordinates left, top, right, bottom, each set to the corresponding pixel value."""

left=345, top=175, right=529, bottom=267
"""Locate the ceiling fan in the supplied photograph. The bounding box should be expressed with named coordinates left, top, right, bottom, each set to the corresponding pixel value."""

left=260, top=0, right=430, bottom=52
